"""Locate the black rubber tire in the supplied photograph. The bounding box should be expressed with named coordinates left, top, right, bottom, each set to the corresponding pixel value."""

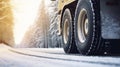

left=74, top=0, right=102, bottom=55
left=62, top=8, right=78, bottom=54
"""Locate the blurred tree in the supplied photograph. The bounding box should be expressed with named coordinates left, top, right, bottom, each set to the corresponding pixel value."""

left=20, top=0, right=62, bottom=48
left=38, top=0, right=50, bottom=48
left=20, top=0, right=50, bottom=48
left=0, top=0, right=14, bottom=46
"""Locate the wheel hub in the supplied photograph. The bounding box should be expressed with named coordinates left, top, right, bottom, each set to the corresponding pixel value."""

left=77, top=9, right=88, bottom=43
left=63, top=19, right=69, bottom=44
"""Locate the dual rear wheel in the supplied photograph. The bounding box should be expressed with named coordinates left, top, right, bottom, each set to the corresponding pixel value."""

left=62, top=0, right=102, bottom=55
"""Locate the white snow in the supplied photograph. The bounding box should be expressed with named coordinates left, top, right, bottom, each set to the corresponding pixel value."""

left=0, top=44, right=120, bottom=67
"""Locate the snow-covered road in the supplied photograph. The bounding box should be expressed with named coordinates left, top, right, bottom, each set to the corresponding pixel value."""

left=0, top=44, right=120, bottom=67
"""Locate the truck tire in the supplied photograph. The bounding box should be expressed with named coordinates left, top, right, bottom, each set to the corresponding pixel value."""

left=74, top=0, right=102, bottom=55
left=62, top=8, right=78, bottom=53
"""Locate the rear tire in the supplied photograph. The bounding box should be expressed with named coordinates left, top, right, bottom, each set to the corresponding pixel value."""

left=62, top=8, right=78, bottom=53
left=74, top=0, right=102, bottom=55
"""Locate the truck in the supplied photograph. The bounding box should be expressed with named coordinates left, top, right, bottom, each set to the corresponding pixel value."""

left=51, top=0, right=120, bottom=55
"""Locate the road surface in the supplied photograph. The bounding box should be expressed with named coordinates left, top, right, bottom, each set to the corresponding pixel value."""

left=0, top=44, right=120, bottom=67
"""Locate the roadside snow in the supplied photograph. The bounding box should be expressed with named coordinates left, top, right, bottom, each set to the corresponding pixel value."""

left=0, top=44, right=120, bottom=67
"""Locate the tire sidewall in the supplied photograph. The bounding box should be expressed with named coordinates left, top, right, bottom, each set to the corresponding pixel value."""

left=62, top=9, right=73, bottom=53
left=75, top=0, right=95, bottom=54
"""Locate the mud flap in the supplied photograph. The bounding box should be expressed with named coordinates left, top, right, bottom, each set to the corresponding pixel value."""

left=100, top=0, right=120, bottom=39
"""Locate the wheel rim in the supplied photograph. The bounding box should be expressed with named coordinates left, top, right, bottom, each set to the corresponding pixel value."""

left=63, top=19, right=69, bottom=44
left=77, top=9, right=88, bottom=43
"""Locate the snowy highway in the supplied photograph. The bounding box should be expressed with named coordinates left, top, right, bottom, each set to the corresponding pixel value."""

left=0, top=44, right=120, bottom=67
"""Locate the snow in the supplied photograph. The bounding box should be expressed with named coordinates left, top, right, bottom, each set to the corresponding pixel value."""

left=0, top=44, right=120, bottom=67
